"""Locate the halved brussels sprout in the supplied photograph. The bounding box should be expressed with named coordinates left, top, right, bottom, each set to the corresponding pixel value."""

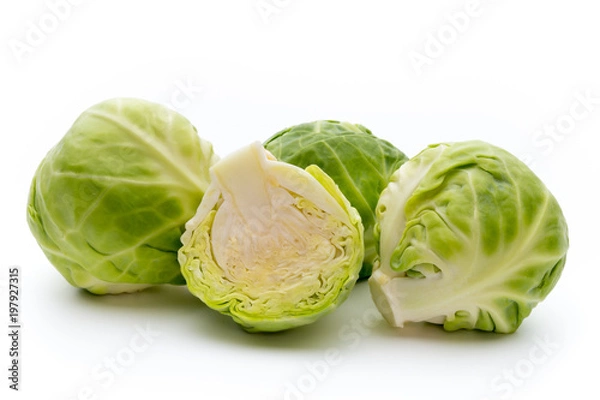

left=179, top=142, right=364, bottom=332
left=27, top=98, right=218, bottom=294
left=264, top=120, right=408, bottom=279
left=370, top=140, right=568, bottom=333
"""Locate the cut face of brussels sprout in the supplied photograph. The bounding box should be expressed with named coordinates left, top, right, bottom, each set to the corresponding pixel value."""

left=264, top=120, right=408, bottom=279
left=27, top=98, right=218, bottom=294
left=179, top=142, right=364, bottom=332
left=369, top=141, right=569, bottom=333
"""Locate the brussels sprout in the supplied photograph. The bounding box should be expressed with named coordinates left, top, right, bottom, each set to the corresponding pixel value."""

left=264, top=120, right=408, bottom=279
left=369, top=141, right=568, bottom=333
left=27, top=98, right=218, bottom=294
left=178, top=142, right=364, bottom=332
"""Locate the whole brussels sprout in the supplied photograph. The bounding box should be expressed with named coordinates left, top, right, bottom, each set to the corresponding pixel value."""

left=179, top=142, right=364, bottom=332
left=264, top=120, right=408, bottom=279
left=370, top=140, right=568, bottom=333
left=27, top=98, right=218, bottom=294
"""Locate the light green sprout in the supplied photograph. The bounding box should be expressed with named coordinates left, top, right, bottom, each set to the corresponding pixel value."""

left=27, top=98, right=218, bottom=294
left=370, top=140, right=568, bottom=333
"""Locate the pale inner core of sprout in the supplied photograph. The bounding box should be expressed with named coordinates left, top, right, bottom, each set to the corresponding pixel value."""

left=210, top=184, right=351, bottom=303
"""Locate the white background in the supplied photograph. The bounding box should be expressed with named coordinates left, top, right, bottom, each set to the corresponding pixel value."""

left=1, top=1, right=599, bottom=399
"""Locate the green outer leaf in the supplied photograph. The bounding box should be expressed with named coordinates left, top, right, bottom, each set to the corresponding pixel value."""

left=264, top=120, right=408, bottom=279
left=370, top=140, right=569, bottom=333
left=179, top=143, right=364, bottom=332
left=27, top=98, right=218, bottom=294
